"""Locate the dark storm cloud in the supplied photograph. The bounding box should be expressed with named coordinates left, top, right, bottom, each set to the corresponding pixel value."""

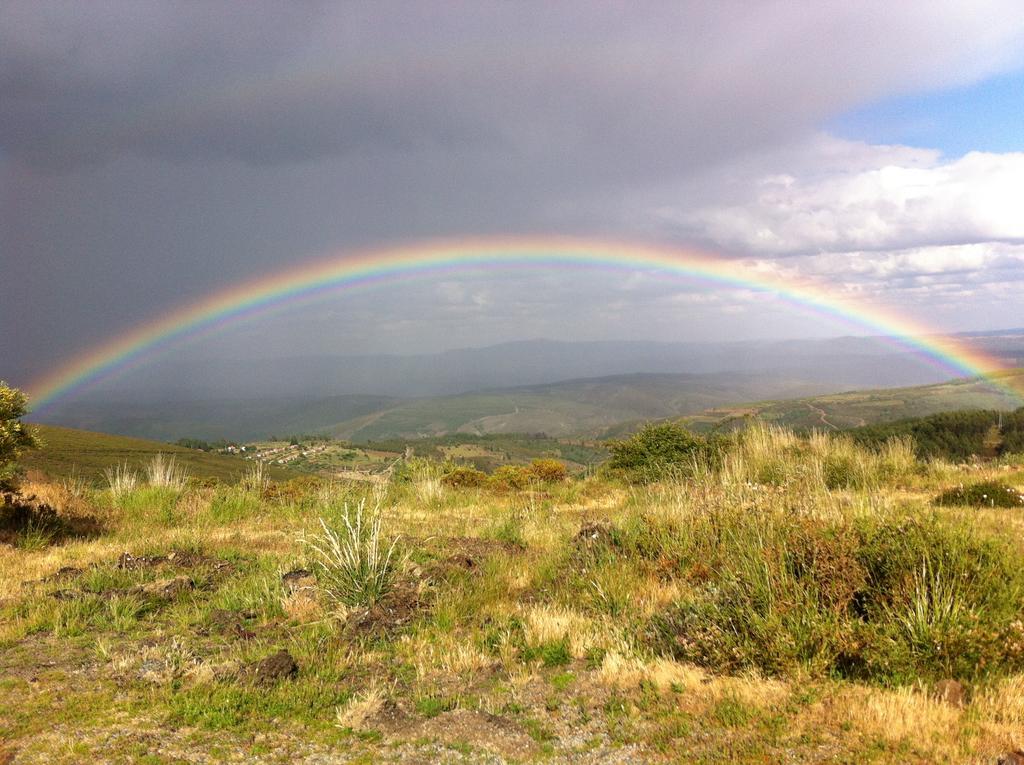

left=5, top=1, right=1023, bottom=173
left=4, top=1, right=1024, bottom=387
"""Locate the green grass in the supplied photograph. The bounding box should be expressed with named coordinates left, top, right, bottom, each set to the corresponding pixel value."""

left=680, top=370, right=1024, bottom=435
left=21, top=424, right=295, bottom=483
left=5, top=420, right=1024, bottom=762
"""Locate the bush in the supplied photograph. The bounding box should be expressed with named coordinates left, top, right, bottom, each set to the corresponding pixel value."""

left=934, top=480, right=1024, bottom=508
left=489, top=465, right=533, bottom=491
left=527, top=459, right=568, bottom=483
left=647, top=506, right=1024, bottom=682
left=607, top=423, right=721, bottom=483
left=441, top=466, right=488, bottom=488
left=0, top=382, right=38, bottom=489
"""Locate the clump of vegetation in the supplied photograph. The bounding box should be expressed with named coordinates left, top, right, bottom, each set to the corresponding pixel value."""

left=303, top=499, right=401, bottom=608
left=0, top=382, right=38, bottom=489
left=407, top=459, right=444, bottom=503
left=710, top=424, right=915, bottom=490
left=647, top=503, right=1024, bottom=683
left=527, top=458, right=568, bottom=483
left=241, top=461, right=269, bottom=492
left=606, top=422, right=726, bottom=483
left=441, top=466, right=488, bottom=488
left=145, top=453, right=189, bottom=490
left=484, top=459, right=570, bottom=490
left=489, top=464, right=533, bottom=491
left=934, top=480, right=1024, bottom=508
left=851, top=407, right=1024, bottom=460
left=104, top=463, right=140, bottom=498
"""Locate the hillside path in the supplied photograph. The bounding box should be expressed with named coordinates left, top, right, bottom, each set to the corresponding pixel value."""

left=805, top=402, right=838, bottom=430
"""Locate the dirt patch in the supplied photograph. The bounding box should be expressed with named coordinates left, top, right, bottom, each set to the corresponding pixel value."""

left=134, top=575, right=195, bottom=599
left=249, top=649, right=298, bottom=684
left=43, top=565, right=84, bottom=581
left=116, top=549, right=229, bottom=572
left=48, top=575, right=196, bottom=603
left=413, top=535, right=524, bottom=581
left=205, top=608, right=258, bottom=640
left=413, top=709, right=540, bottom=760
left=281, top=568, right=315, bottom=591
left=343, top=582, right=426, bottom=638
left=38, top=550, right=235, bottom=603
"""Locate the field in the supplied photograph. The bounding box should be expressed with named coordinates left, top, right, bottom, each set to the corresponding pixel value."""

left=3, top=426, right=1024, bottom=763
left=676, top=370, right=1024, bottom=435
left=209, top=435, right=605, bottom=484
left=315, top=373, right=868, bottom=441
left=20, top=425, right=295, bottom=484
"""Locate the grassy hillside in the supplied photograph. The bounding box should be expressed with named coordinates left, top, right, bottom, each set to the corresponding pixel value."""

left=329, top=372, right=845, bottom=441
left=363, top=432, right=607, bottom=473
left=33, top=394, right=400, bottom=443
left=21, top=425, right=294, bottom=484
left=669, top=369, right=1024, bottom=435
left=3, top=426, right=1024, bottom=761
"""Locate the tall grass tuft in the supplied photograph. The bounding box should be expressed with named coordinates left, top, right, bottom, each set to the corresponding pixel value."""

left=705, top=424, right=916, bottom=492
left=412, top=461, right=444, bottom=504
left=145, top=453, right=188, bottom=490
left=304, top=499, right=400, bottom=608
left=104, top=463, right=139, bottom=498
left=59, top=469, right=89, bottom=498
left=894, top=561, right=971, bottom=653
left=241, top=461, right=268, bottom=492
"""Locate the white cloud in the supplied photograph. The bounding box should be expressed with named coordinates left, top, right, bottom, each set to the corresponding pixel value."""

left=648, top=138, right=1024, bottom=255
left=620, top=133, right=1024, bottom=330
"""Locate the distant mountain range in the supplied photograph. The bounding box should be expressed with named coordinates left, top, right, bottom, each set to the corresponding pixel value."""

left=28, top=333, right=1024, bottom=441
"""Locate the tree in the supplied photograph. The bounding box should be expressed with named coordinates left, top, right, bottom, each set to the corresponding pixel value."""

left=0, top=383, right=38, bottom=489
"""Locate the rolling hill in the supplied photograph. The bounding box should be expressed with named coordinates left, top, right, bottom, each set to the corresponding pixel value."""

left=20, top=425, right=295, bottom=484
left=323, top=372, right=857, bottom=441
left=670, top=368, right=1024, bottom=435
left=27, top=334, right=1024, bottom=442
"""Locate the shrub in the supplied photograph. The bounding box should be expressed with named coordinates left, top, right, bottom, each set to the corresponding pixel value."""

left=303, top=499, right=400, bottom=608
left=934, top=480, right=1024, bottom=508
left=489, top=465, right=533, bottom=491
left=607, top=423, right=715, bottom=483
left=441, top=466, right=488, bottom=488
left=261, top=474, right=326, bottom=503
left=527, top=459, right=568, bottom=483
left=647, top=506, right=1024, bottom=682
left=0, top=383, right=38, bottom=489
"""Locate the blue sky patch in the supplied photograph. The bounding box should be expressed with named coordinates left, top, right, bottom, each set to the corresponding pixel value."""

left=830, top=68, right=1024, bottom=156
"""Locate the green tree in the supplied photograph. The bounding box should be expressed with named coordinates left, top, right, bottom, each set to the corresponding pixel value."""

left=0, top=383, right=38, bottom=489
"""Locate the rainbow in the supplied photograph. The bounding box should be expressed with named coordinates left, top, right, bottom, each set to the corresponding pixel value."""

left=24, top=236, right=1021, bottom=411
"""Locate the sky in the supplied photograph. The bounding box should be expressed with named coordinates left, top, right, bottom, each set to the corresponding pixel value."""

left=3, top=1, right=1024, bottom=390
